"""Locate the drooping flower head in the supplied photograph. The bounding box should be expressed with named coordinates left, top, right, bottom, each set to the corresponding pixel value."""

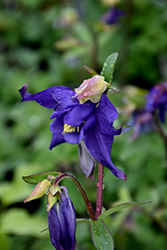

left=19, top=76, right=126, bottom=181
left=146, top=82, right=167, bottom=123
left=48, top=187, right=76, bottom=250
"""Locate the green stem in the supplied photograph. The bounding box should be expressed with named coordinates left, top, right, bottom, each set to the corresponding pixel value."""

left=55, top=173, right=96, bottom=221
left=96, top=163, right=104, bottom=218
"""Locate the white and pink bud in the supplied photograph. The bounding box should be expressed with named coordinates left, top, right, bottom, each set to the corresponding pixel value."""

left=74, top=75, right=110, bottom=104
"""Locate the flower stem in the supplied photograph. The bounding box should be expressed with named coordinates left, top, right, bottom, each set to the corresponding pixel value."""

left=55, top=173, right=96, bottom=221
left=96, top=163, right=104, bottom=219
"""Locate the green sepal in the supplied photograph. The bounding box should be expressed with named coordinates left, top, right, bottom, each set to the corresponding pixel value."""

left=115, top=125, right=131, bottom=129
left=76, top=218, right=91, bottom=223
left=83, top=65, right=99, bottom=76
left=107, top=84, right=119, bottom=94
left=22, top=171, right=61, bottom=184
left=90, top=219, right=114, bottom=250
left=100, top=53, right=118, bottom=83
left=98, top=201, right=152, bottom=220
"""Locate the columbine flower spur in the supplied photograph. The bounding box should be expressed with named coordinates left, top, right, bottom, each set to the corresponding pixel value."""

left=19, top=77, right=126, bottom=181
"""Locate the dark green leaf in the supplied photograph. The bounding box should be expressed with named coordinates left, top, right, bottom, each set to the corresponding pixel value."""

left=100, top=53, right=118, bottom=83
left=90, top=219, right=114, bottom=250
left=22, top=171, right=60, bottom=184
left=98, top=201, right=152, bottom=220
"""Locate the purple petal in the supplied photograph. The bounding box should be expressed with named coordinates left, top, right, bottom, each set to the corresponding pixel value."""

left=159, top=105, right=166, bottom=123
left=82, top=114, right=97, bottom=132
left=50, top=108, right=71, bottom=119
left=48, top=205, right=62, bottom=250
left=84, top=125, right=127, bottom=181
left=64, top=127, right=84, bottom=144
left=64, top=101, right=95, bottom=126
left=58, top=196, right=76, bottom=250
left=49, top=116, right=65, bottom=149
left=19, top=85, right=70, bottom=109
left=51, top=88, right=79, bottom=111
left=94, top=94, right=118, bottom=134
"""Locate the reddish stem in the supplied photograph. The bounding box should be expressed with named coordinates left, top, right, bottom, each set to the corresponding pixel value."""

left=55, top=173, right=96, bottom=221
left=96, top=163, right=104, bottom=218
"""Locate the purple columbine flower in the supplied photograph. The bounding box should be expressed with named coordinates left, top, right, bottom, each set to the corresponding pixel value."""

left=102, top=7, right=125, bottom=25
left=48, top=187, right=76, bottom=250
left=146, top=82, right=167, bottom=123
left=19, top=84, right=126, bottom=181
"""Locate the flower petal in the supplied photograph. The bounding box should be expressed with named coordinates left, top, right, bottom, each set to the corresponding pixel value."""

left=84, top=125, right=127, bottom=181
left=50, top=109, right=71, bottom=119
left=64, top=127, right=84, bottom=144
left=64, top=101, right=95, bottom=126
left=94, top=94, right=119, bottom=134
left=19, top=85, right=69, bottom=109
left=49, top=116, right=65, bottom=149
left=58, top=196, right=76, bottom=250
left=51, top=88, right=79, bottom=111
left=78, top=140, right=96, bottom=178
left=48, top=205, right=62, bottom=250
left=48, top=190, right=76, bottom=250
left=82, top=114, right=97, bottom=132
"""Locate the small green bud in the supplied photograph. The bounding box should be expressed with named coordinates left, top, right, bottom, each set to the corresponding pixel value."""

left=47, top=184, right=61, bottom=211
left=24, top=179, right=51, bottom=203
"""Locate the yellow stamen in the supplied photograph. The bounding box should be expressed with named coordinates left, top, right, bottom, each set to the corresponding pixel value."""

left=62, top=123, right=76, bottom=134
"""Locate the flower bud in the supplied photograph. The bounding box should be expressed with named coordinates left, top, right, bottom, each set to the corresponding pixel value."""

left=74, top=75, right=110, bottom=104
left=24, top=179, right=51, bottom=203
left=48, top=188, right=76, bottom=250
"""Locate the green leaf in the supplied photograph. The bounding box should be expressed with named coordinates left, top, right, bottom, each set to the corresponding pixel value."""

left=100, top=53, right=118, bottom=83
left=83, top=65, right=99, bottom=76
left=72, top=22, right=93, bottom=44
left=22, top=171, right=60, bottom=184
left=90, top=219, right=114, bottom=250
left=98, top=201, right=152, bottom=220
left=76, top=218, right=91, bottom=223
left=0, top=231, right=10, bottom=250
left=1, top=208, right=47, bottom=238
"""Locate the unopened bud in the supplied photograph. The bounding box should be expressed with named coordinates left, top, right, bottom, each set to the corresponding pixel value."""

left=24, top=179, right=51, bottom=203
left=74, top=75, right=110, bottom=104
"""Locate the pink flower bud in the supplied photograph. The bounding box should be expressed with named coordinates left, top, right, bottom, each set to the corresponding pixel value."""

left=74, top=75, right=110, bottom=104
left=24, top=179, right=51, bottom=203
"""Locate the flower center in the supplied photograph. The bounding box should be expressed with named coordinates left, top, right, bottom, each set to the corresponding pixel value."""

left=62, top=123, right=79, bottom=134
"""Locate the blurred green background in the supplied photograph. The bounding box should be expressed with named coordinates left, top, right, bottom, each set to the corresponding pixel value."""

left=0, top=0, right=167, bottom=249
